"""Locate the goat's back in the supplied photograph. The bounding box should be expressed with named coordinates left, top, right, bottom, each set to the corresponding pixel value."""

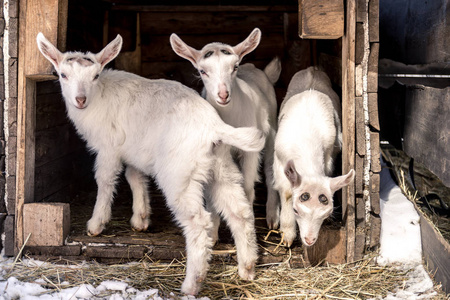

left=276, top=90, right=337, bottom=174
left=283, top=67, right=340, bottom=118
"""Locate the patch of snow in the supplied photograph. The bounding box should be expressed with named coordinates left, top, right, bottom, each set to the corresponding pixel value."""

left=375, top=157, right=439, bottom=299
left=377, top=158, right=422, bottom=266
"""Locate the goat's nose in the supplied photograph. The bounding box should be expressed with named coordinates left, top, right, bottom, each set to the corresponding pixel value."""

left=218, top=90, right=229, bottom=102
left=76, top=96, right=86, bottom=107
left=304, top=237, right=316, bottom=246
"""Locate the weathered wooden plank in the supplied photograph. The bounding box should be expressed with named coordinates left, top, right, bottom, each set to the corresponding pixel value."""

left=24, top=245, right=81, bottom=256
left=355, top=23, right=364, bottom=65
left=370, top=172, right=380, bottom=215
left=404, top=85, right=450, bottom=187
left=111, top=4, right=298, bottom=13
left=356, top=0, right=367, bottom=23
left=342, top=0, right=356, bottom=263
left=22, top=0, right=68, bottom=76
left=141, top=34, right=285, bottom=64
left=16, top=0, right=68, bottom=254
left=34, top=152, right=93, bottom=201
left=369, top=215, right=381, bottom=249
left=368, top=92, right=380, bottom=131
left=36, top=91, right=68, bottom=131
left=368, top=42, right=379, bottom=93
left=4, top=215, right=15, bottom=256
left=303, top=227, right=346, bottom=265
left=23, top=203, right=70, bottom=246
left=355, top=153, right=364, bottom=195
left=141, top=11, right=287, bottom=36
left=85, top=246, right=147, bottom=259
left=299, top=0, right=344, bottom=39
left=355, top=97, right=365, bottom=156
left=370, top=132, right=381, bottom=172
left=355, top=195, right=365, bottom=227
left=318, top=52, right=342, bottom=88
left=354, top=226, right=366, bottom=261
left=368, top=0, right=379, bottom=42
left=35, top=123, right=83, bottom=167
left=419, top=212, right=450, bottom=294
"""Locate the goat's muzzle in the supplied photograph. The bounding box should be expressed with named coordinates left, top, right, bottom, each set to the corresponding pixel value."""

left=76, top=96, right=87, bottom=109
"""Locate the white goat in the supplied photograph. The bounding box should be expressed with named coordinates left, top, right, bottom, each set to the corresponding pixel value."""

left=37, top=33, right=264, bottom=295
left=273, top=67, right=355, bottom=247
left=170, top=28, right=282, bottom=229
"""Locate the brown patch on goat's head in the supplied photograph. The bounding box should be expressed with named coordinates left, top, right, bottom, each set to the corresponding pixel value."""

left=66, top=56, right=96, bottom=67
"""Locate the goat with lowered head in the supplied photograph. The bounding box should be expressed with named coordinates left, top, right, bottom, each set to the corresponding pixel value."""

left=273, top=67, right=355, bottom=247
left=37, top=33, right=264, bottom=295
left=170, top=28, right=282, bottom=230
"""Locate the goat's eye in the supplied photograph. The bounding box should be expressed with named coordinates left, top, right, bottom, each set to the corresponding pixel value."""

left=233, top=65, right=239, bottom=72
left=199, top=70, right=207, bottom=76
left=204, top=51, right=213, bottom=59
left=300, top=193, right=310, bottom=201
left=93, top=74, right=99, bottom=80
left=221, top=49, right=231, bottom=55
left=60, top=73, right=67, bottom=79
left=319, top=194, right=328, bottom=205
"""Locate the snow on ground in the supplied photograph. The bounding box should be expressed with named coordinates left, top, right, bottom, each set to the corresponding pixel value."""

left=0, top=258, right=209, bottom=300
left=374, top=158, right=438, bottom=299
left=0, top=157, right=444, bottom=299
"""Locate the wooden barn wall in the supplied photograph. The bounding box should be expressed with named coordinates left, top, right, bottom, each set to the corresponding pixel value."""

left=379, top=0, right=449, bottom=65
left=34, top=81, right=95, bottom=203
left=105, top=5, right=304, bottom=100
left=2, top=0, right=19, bottom=256
left=0, top=0, right=6, bottom=255
left=379, top=0, right=449, bottom=187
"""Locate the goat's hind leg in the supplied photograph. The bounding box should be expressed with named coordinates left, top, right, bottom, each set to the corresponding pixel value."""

left=161, top=170, right=214, bottom=296
left=87, top=153, right=123, bottom=236
left=208, top=151, right=258, bottom=281
left=264, top=130, right=280, bottom=229
left=125, top=165, right=151, bottom=232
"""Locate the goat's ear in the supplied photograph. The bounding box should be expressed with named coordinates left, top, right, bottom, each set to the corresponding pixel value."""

left=233, top=28, right=261, bottom=60
left=96, top=34, right=123, bottom=68
left=36, top=32, right=63, bottom=71
left=170, top=33, right=201, bottom=68
left=285, top=160, right=301, bottom=187
left=330, top=169, right=355, bottom=193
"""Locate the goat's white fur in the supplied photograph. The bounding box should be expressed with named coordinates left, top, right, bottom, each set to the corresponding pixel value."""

left=170, top=28, right=282, bottom=230
left=37, top=32, right=263, bottom=295
left=273, top=67, right=355, bottom=247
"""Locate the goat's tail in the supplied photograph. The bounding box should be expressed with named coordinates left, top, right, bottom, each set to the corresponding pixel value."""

left=217, top=124, right=265, bottom=152
left=264, top=57, right=282, bottom=85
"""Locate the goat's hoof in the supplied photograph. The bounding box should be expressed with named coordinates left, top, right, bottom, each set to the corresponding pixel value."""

left=86, top=219, right=105, bottom=236
left=266, top=217, right=280, bottom=230
left=130, top=215, right=151, bottom=232
left=181, top=280, right=201, bottom=296
left=239, top=263, right=255, bottom=281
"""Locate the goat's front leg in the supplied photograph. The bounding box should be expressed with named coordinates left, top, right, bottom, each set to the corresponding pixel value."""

left=87, top=153, right=123, bottom=236
left=279, top=190, right=297, bottom=247
left=125, top=165, right=151, bottom=232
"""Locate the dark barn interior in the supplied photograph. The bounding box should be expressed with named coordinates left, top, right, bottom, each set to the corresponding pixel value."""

left=29, top=0, right=347, bottom=264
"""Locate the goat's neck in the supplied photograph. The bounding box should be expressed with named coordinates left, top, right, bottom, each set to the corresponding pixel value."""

left=204, top=78, right=251, bottom=124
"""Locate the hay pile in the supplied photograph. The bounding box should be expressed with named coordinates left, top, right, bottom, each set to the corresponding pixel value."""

left=3, top=254, right=434, bottom=299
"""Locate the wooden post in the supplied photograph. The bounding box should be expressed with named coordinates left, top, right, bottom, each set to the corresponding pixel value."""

left=16, top=0, right=67, bottom=254
left=342, top=0, right=356, bottom=263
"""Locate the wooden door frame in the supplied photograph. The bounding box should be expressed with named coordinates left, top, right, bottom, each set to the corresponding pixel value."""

left=15, top=0, right=67, bottom=254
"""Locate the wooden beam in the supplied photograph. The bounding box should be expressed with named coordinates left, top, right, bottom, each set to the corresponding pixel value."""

left=342, top=0, right=356, bottom=263
left=16, top=0, right=68, bottom=254
left=299, top=0, right=344, bottom=39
